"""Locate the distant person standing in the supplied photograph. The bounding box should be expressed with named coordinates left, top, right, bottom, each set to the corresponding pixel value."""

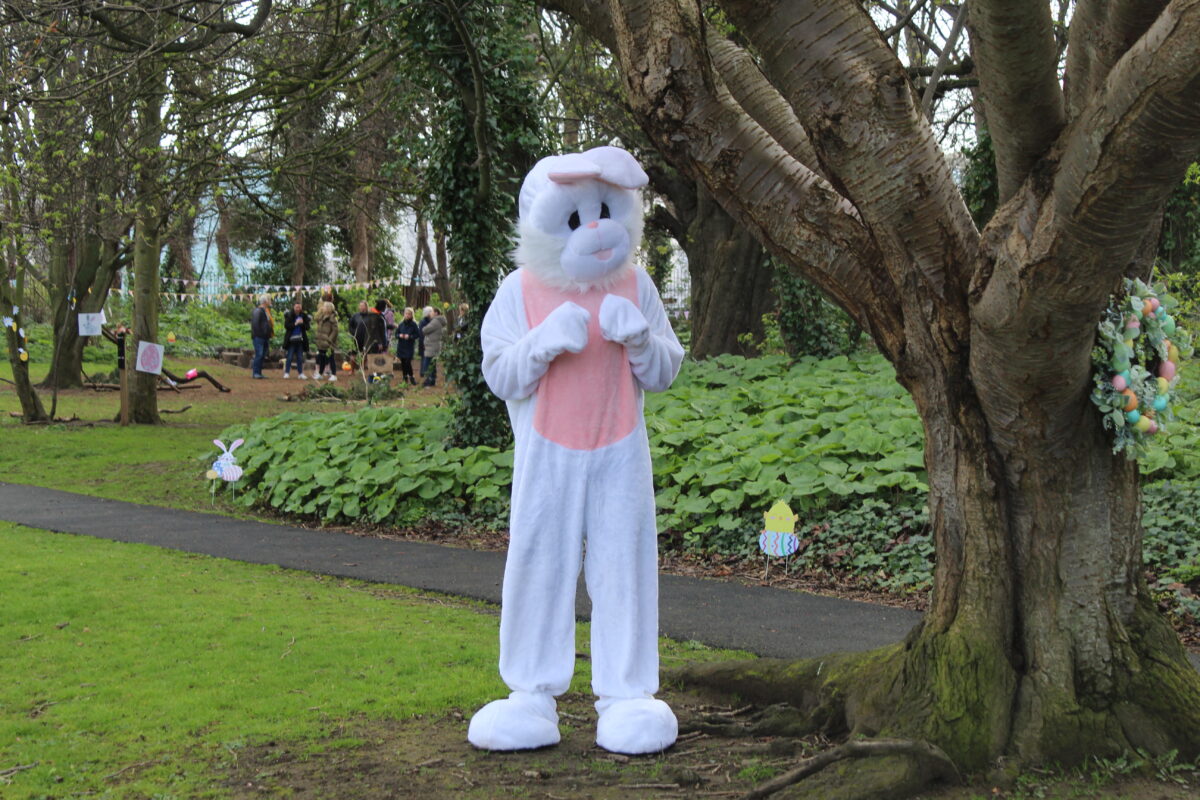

left=421, top=307, right=447, bottom=387
left=381, top=299, right=397, bottom=349
left=456, top=303, right=469, bottom=340
left=365, top=301, right=388, bottom=354
left=282, top=301, right=310, bottom=379
left=249, top=295, right=274, bottom=379
left=418, top=305, right=433, bottom=378
left=349, top=300, right=371, bottom=358
left=394, top=306, right=420, bottom=385
left=313, top=301, right=339, bottom=381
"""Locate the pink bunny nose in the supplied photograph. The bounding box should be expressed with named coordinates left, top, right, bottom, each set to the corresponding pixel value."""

left=587, top=220, right=599, bottom=229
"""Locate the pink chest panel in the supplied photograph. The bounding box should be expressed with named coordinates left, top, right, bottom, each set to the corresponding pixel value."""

left=522, top=270, right=640, bottom=451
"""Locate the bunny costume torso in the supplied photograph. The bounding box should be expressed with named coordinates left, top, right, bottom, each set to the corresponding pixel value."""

left=470, top=146, right=685, bottom=756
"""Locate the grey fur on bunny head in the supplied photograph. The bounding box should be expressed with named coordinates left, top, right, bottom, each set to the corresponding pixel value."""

left=514, top=146, right=648, bottom=292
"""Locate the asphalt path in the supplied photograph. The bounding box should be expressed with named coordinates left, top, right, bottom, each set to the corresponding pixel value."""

left=3, top=482, right=1196, bottom=673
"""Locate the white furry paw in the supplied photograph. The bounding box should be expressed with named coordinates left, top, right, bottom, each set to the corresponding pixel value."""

left=595, top=698, right=677, bottom=755
left=467, top=692, right=560, bottom=751
left=533, top=301, right=591, bottom=361
left=599, top=294, right=649, bottom=349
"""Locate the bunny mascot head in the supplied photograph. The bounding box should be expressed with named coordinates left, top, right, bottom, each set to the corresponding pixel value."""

left=471, top=146, right=685, bottom=755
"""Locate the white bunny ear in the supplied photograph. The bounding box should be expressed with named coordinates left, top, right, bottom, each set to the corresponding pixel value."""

left=229, top=438, right=244, bottom=452
left=213, top=439, right=228, bottom=452
left=582, top=145, right=649, bottom=189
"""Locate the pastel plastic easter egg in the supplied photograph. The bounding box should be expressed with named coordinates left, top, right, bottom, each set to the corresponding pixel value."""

left=1159, top=360, right=1177, bottom=380
left=1154, top=395, right=1169, bottom=411
left=1157, top=306, right=1167, bottom=319
left=1126, top=409, right=1141, bottom=424
left=19, top=350, right=28, bottom=362
left=1112, top=352, right=1131, bottom=371
left=1147, top=420, right=1159, bottom=434
left=342, top=361, right=352, bottom=372
left=1158, top=377, right=1170, bottom=393
left=1134, top=416, right=1153, bottom=433
left=1119, top=370, right=1132, bottom=384
left=186, top=368, right=199, bottom=380
left=1112, top=374, right=1128, bottom=391
left=1168, top=344, right=1180, bottom=363
left=1163, top=317, right=1176, bottom=335
left=1143, top=300, right=1154, bottom=316
left=1121, top=389, right=1139, bottom=411
left=206, top=469, right=219, bottom=480
left=1127, top=316, right=1141, bottom=329
left=167, top=332, right=176, bottom=343
left=1149, top=297, right=1161, bottom=311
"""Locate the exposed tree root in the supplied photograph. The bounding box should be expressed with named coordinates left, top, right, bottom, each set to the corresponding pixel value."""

left=742, top=738, right=960, bottom=800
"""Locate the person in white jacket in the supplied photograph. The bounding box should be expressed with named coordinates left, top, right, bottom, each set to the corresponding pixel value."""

left=470, top=146, right=685, bottom=755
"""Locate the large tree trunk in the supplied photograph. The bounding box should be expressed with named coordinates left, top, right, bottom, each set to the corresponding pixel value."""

left=547, top=0, right=1200, bottom=791
left=129, top=63, right=164, bottom=425
left=40, top=232, right=122, bottom=391
left=685, top=190, right=774, bottom=357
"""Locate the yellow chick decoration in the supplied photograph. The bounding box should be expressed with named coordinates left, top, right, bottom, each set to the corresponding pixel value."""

left=759, top=500, right=800, bottom=558
left=763, top=500, right=798, bottom=535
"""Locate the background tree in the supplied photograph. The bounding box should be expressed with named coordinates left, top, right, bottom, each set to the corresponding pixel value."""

left=395, top=0, right=546, bottom=449
left=545, top=0, right=1200, bottom=794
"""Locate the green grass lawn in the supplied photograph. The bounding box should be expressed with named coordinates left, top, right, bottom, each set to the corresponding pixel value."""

left=0, top=522, right=748, bottom=798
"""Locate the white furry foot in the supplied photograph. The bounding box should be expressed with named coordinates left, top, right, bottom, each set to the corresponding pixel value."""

left=595, top=698, right=677, bottom=755
left=467, top=692, right=560, bottom=751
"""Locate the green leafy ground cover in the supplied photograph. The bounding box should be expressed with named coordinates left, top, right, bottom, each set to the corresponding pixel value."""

left=221, top=353, right=1200, bottom=612
left=0, top=522, right=747, bottom=798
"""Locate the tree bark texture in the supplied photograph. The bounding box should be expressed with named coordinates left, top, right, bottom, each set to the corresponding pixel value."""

left=648, top=164, right=776, bottom=357
left=680, top=190, right=774, bottom=357
left=546, top=0, right=1200, bottom=783
left=129, top=62, right=165, bottom=425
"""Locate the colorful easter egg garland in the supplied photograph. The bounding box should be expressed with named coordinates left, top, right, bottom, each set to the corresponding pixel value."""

left=1091, top=278, right=1193, bottom=456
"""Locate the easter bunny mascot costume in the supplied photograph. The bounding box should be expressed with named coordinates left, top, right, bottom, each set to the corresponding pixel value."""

left=470, top=146, right=685, bottom=755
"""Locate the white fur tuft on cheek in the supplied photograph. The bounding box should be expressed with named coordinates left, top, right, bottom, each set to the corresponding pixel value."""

left=513, top=216, right=640, bottom=293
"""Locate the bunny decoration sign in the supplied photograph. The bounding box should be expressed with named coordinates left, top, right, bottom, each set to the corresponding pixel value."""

left=472, top=147, right=685, bottom=756
left=207, top=439, right=244, bottom=503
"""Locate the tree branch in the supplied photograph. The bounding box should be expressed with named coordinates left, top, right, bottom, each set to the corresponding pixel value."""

left=965, top=0, right=1066, bottom=203
left=1064, top=0, right=1169, bottom=118
left=719, top=0, right=979, bottom=310
left=1049, top=0, right=1200, bottom=294
left=919, top=2, right=968, bottom=122
left=603, top=0, right=904, bottom=358
left=705, top=30, right=825, bottom=178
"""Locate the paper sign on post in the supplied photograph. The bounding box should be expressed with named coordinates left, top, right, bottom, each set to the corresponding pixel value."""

left=78, top=313, right=104, bottom=336
left=136, top=341, right=164, bottom=375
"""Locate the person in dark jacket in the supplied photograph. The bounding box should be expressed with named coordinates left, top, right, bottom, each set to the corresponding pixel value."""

left=349, top=300, right=370, bottom=357
left=418, top=305, right=432, bottom=378
left=282, top=301, right=310, bottom=379
left=364, top=305, right=388, bottom=354
left=249, top=294, right=274, bottom=379
left=421, top=307, right=447, bottom=387
left=394, top=306, right=421, bottom=385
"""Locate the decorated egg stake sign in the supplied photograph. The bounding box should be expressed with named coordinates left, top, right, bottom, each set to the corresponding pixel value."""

left=759, top=500, right=801, bottom=577
left=1091, top=278, right=1193, bottom=457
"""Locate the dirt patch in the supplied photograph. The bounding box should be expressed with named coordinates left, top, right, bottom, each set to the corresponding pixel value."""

left=222, top=689, right=1200, bottom=800
left=224, top=691, right=820, bottom=799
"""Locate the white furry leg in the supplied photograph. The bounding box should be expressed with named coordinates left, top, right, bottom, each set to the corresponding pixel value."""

left=595, top=697, right=677, bottom=755
left=467, top=691, right=560, bottom=751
